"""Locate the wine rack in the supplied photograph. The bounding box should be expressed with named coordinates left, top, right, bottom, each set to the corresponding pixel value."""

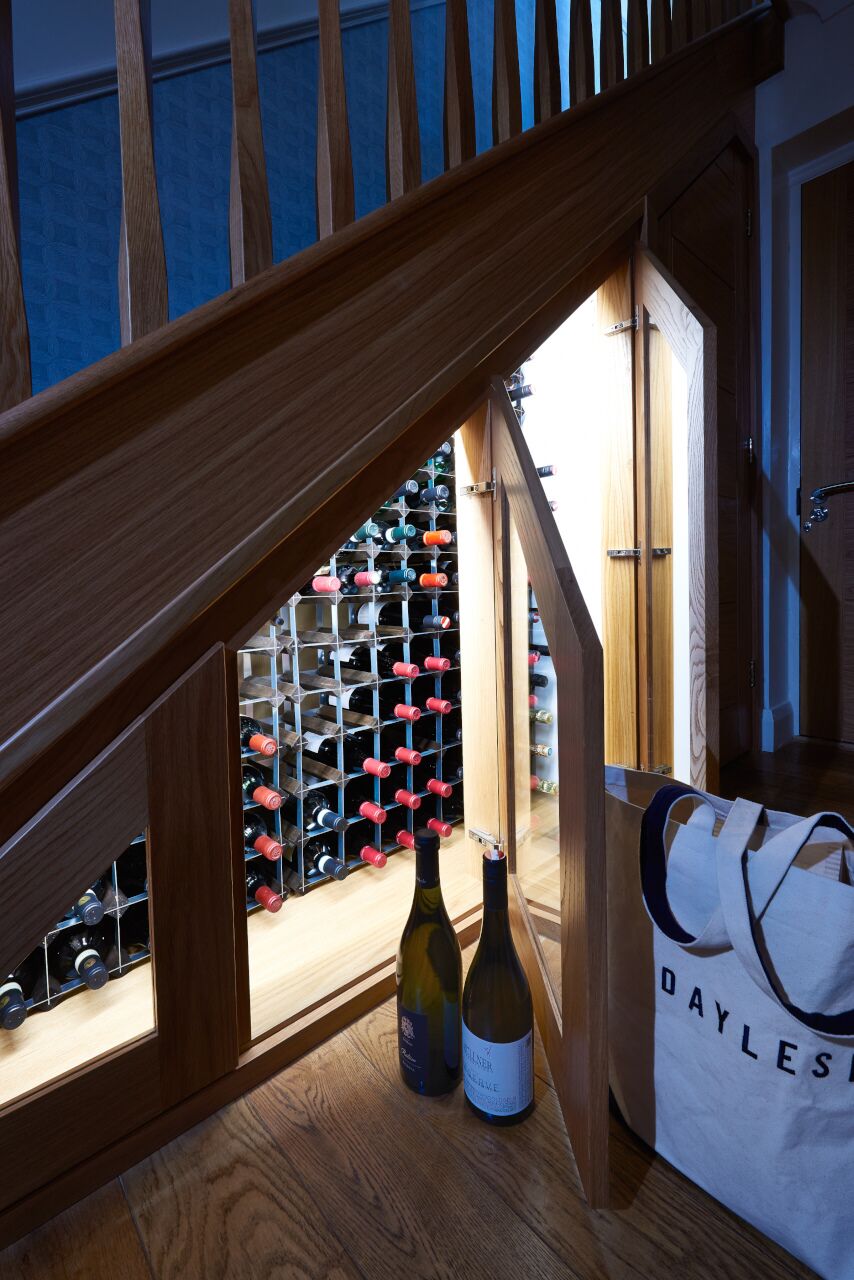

left=237, top=440, right=465, bottom=918
left=1, top=840, right=151, bottom=1033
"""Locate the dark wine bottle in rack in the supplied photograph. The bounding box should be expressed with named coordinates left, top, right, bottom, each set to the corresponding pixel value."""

left=244, top=811, right=286, bottom=860
left=306, top=838, right=348, bottom=882
left=246, top=867, right=285, bottom=913
left=50, top=928, right=110, bottom=991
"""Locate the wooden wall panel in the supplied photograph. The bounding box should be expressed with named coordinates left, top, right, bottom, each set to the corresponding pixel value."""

left=228, top=0, right=274, bottom=286
left=387, top=0, right=422, bottom=199
left=114, top=0, right=169, bottom=343
left=0, top=0, right=31, bottom=411
left=0, top=16, right=783, bottom=837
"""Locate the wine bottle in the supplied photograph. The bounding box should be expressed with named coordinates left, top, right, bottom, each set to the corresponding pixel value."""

left=530, top=776, right=559, bottom=795
left=285, top=790, right=347, bottom=834
left=246, top=866, right=285, bottom=913
left=421, top=528, right=455, bottom=548
left=374, top=520, right=416, bottom=545
left=63, top=883, right=106, bottom=928
left=337, top=565, right=382, bottom=594
left=340, top=642, right=419, bottom=680
left=345, top=777, right=386, bottom=825
left=51, top=928, right=110, bottom=991
left=530, top=708, right=553, bottom=725
left=417, top=572, right=448, bottom=590
left=531, top=743, right=553, bottom=758
left=308, top=838, right=348, bottom=881
left=435, top=556, right=459, bottom=586
left=393, top=480, right=420, bottom=500
left=397, top=828, right=416, bottom=850
left=381, top=566, right=416, bottom=586
left=301, top=574, right=341, bottom=594
left=336, top=683, right=420, bottom=722
left=462, top=848, right=534, bottom=1124
left=352, top=521, right=381, bottom=542
left=116, top=845, right=148, bottom=897
left=432, top=442, right=453, bottom=469
left=344, top=822, right=388, bottom=867
left=409, top=637, right=450, bottom=672
left=301, top=732, right=390, bottom=778
left=243, top=811, right=285, bottom=860
left=427, top=816, right=453, bottom=838
left=240, top=716, right=278, bottom=757
left=417, top=484, right=450, bottom=505
left=529, top=609, right=540, bottom=624
left=530, top=672, right=549, bottom=689
left=396, top=829, right=462, bottom=1095
left=0, top=954, right=38, bottom=1031
left=413, top=765, right=453, bottom=798
left=536, top=463, right=555, bottom=478
left=242, top=763, right=282, bottom=810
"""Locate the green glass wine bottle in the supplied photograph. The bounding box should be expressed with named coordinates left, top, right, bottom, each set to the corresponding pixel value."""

left=462, top=848, right=534, bottom=1124
left=396, top=829, right=462, bottom=1095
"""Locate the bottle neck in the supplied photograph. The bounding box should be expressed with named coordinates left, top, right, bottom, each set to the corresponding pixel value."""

left=415, top=846, right=440, bottom=889
left=480, top=857, right=512, bottom=951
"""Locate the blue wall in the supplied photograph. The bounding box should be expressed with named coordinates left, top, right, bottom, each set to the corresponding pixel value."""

left=16, top=0, right=581, bottom=394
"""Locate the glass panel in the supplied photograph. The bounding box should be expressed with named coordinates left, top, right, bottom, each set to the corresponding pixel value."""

left=244, top=439, right=479, bottom=1042
left=0, top=838, right=154, bottom=1109
left=506, top=506, right=563, bottom=1001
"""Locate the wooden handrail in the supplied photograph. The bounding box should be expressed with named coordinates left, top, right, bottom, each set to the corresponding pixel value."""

left=0, top=0, right=31, bottom=412
left=0, top=11, right=784, bottom=840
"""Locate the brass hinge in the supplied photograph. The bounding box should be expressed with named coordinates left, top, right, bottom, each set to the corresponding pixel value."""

left=651, top=547, right=672, bottom=558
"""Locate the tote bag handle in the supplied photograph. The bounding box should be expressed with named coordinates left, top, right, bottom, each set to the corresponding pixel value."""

left=716, top=806, right=854, bottom=1037
left=639, top=783, right=741, bottom=953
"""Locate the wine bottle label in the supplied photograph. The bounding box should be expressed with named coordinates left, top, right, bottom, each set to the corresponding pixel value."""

left=397, top=1000, right=430, bottom=1080
left=461, top=1023, right=533, bottom=1116
left=302, top=728, right=333, bottom=752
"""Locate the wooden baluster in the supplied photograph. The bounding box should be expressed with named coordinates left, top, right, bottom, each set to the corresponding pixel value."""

left=600, top=0, right=625, bottom=91
left=569, top=0, right=595, bottom=106
left=650, top=0, right=672, bottom=60
left=228, top=0, right=273, bottom=286
left=316, top=0, right=354, bottom=237
left=114, top=0, right=168, bottom=344
left=386, top=0, right=421, bottom=199
left=691, top=0, right=711, bottom=36
left=534, top=0, right=561, bottom=125
left=443, top=0, right=475, bottom=169
left=492, top=0, right=522, bottom=143
left=671, top=0, right=692, bottom=48
left=626, top=0, right=650, bottom=75
left=0, top=0, right=31, bottom=411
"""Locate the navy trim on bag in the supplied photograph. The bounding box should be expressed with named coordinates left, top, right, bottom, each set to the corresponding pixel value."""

left=639, top=783, right=704, bottom=945
left=640, top=787, right=854, bottom=1037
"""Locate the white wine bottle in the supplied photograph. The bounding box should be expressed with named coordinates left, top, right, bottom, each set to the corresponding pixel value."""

left=462, top=848, right=534, bottom=1124
left=396, top=828, right=462, bottom=1095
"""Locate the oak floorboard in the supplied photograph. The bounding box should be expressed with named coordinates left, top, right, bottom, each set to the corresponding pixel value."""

left=248, top=1033, right=575, bottom=1280
left=0, top=1181, right=152, bottom=1280
left=121, top=1096, right=360, bottom=1280
left=354, top=999, right=811, bottom=1279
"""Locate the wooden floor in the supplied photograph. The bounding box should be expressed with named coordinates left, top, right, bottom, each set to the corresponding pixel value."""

left=1, top=952, right=815, bottom=1280
left=721, top=736, right=854, bottom=824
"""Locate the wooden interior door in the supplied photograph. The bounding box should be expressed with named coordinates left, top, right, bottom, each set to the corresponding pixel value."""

left=489, top=382, right=608, bottom=1208
left=634, top=246, right=719, bottom=790
left=800, top=160, right=854, bottom=743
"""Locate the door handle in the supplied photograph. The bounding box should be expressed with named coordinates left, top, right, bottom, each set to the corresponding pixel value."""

left=803, top=480, right=854, bottom=531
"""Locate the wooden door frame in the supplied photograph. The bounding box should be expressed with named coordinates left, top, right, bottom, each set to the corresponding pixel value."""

left=634, top=245, right=719, bottom=791
left=490, top=383, right=608, bottom=1209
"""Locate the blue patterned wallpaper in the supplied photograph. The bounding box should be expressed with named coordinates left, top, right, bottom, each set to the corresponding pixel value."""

left=16, top=0, right=580, bottom=395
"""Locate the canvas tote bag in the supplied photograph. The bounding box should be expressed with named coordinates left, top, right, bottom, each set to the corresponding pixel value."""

left=605, top=766, right=854, bottom=1279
